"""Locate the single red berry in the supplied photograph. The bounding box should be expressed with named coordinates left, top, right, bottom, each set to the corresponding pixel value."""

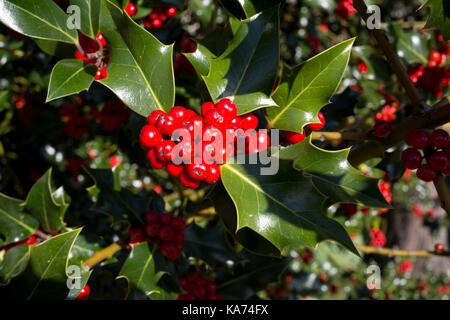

left=186, top=163, right=209, bottom=181
left=179, top=172, right=200, bottom=189
left=147, top=148, right=167, bottom=169
left=215, top=98, right=237, bottom=121
left=160, top=242, right=181, bottom=260
left=239, top=114, right=258, bottom=131
left=171, top=216, right=186, bottom=231
left=166, top=6, right=177, bottom=17
left=94, top=65, right=107, bottom=81
left=159, top=226, right=175, bottom=241
left=147, top=110, right=165, bottom=126
left=160, top=213, right=172, bottom=225
left=285, top=131, right=305, bottom=144
left=204, top=163, right=221, bottom=184
left=129, top=227, right=146, bottom=244
left=25, top=235, right=37, bottom=245
left=167, top=163, right=184, bottom=177
left=430, top=129, right=450, bottom=148
left=144, top=211, right=160, bottom=224
left=76, top=284, right=91, bottom=300
left=435, top=243, right=445, bottom=254
left=204, top=108, right=229, bottom=131
left=429, top=151, right=449, bottom=171
left=307, top=112, right=325, bottom=131
left=416, top=164, right=437, bottom=182
left=156, top=114, right=180, bottom=136
left=401, top=148, right=422, bottom=169
left=405, top=129, right=430, bottom=149
left=173, top=233, right=185, bottom=247
left=96, top=32, right=107, bottom=47
left=152, top=19, right=162, bottom=28
left=145, top=223, right=160, bottom=238
left=373, top=121, right=392, bottom=138
left=201, top=102, right=215, bottom=117
left=156, top=140, right=176, bottom=161
left=430, top=50, right=442, bottom=63
left=341, top=203, right=357, bottom=218
left=247, top=131, right=270, bottom=154
left=140, top=125, right=163, bottom=149
left=125, top=2, right=137, bottom=16
left=169, top=106, right=187, bottom=120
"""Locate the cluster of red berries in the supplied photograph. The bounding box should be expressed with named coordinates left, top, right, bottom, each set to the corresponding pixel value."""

left=408, top=50, right=449, bottom=98
left=76, top=284, right=91, bottom=300
left=336, top=0, right=356, bottom=19
left=401, top=128, right=450, bottom=182
left=128, top=212, right=186, bottom=260
left=75, top=32, right=108, bottom=81
left=283, top=112, right=326, bottom=145
left=177, top=274, right=220, bottom=300
left=369, top=228, right=386, bottom=247
left=373, top=103, right=398, bottom=138
left=377, top=181, right=392, bottom=214
left=143, top=6, right=177, bottom=29
left=139, top=99, right=269, bottom=189
left=59, top=102, right=88, bottom=138
left=1, top=235, right=36, bottom=253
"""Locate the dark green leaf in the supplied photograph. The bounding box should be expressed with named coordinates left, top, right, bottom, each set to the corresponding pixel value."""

left=219, top=0, right=281, bottom=18
left=34, top=39, right=76, bottom=58
left=71, top=0, right=100, bottom=39
left=0, top=193, right=38, bottom=246
left=266, top=38, right=355, bottom=133
left=0, top=245, right=30, bottom=286
left=202, top=6, right=280, bottom=114
left=220, top=158, right=358, bottom=255
left=183, top=43, right=216, bottom=77
left=277, top=139, right=389, bottom=208
left=0, top=0, right=78, bottom=44
left=24, top=168, right=67, bottom=234
left=391, top=23, right=428, bottom=65
left=99, top=0, right=175, bottom=116
left=420, top=0, right=450, bottom=40
left=46, top=59, right=97, bottom=102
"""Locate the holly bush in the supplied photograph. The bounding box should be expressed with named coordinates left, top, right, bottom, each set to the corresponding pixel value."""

left=0, top=0, right=449, bottom=301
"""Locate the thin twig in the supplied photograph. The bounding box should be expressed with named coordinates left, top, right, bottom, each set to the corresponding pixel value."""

left=82, top=243, right=122, bottom=271
left=356, top=244, right=450, bottom=258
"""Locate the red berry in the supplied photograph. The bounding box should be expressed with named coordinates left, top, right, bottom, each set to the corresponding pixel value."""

left=156, top=114, right=180, bottom=136
left=179, top=172, right=200, bottom=189
left=171, top=216, right=186, bottom=231
left=129, top=227, right=146, bottom=244
left=215, top=98, right=237, bottom=121
left=147, top=148, right=167, bottom=169
left=405, top=129, right=430, bottom=149
left=159, top=225, right=175, bottom=241
left=435, top=243, right=445, bottom=254
left=25, top=235, right=36, bottom=245
left=160, top=242, right=181, bottom=260
left=152, top=19, right=162, bottom=28
left=201, top=102, right=215, bottom=117
left=239, top=114, right=258, bottom=131
left=186, top=163, right=209, bottom=181
left=285, top=131, right=305, bottom=144
left=204, top=163, right=221, bottom=184
left=156, top=140, right=176, bottom=161
left=430, top=50, right=441, bottom=63
left=147, top=110, right=165, bottom=126
left=96, top=32, right=107, bottom=47
left=401, top=148, right=422, bottom=169
left=416, top=164, right=437, bottom=182
left=174, top=233, right=185, bottom=247
left=429, top=151, right=449, bottom=171
left=94, top=65, right=107, bottom=81
left=373, top=121, right=392, bottom=138
left=125, top=2, right=137, bottom=16
left=166, top=6, right=177, bottom=17
left=307, top=112, right=325, bottom=131
left=76, top=284, right=91, bottom=300
left=247, top=131, right=270, bottom=154
left=169, top=106, right=187, bottom=120
left=145, top=223, right=160, bottom=238
left=167, top=163, right=184, bottom=177
left=140, top=125, right=163, bottom=149
left=144, top=211, right=160, bottom=224
left=204, top=108, right=229, bottom=130
left=430, top=129, right=450, bottom=148
left=160, top=214, right=172, bottom=225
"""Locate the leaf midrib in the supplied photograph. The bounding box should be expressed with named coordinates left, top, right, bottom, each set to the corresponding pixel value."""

left=0, top=207, right=36, bottom=234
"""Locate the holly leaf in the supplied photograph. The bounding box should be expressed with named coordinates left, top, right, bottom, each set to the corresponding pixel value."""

left=71, top=0, right=101, bottom=39
left=202, top=6, right=280, bottom=114
left=0, top=193, right=38, bottom=246
left=9, top=229, right=82, bottom=300
left=277, top=139, right=389, bottom=208
left=34, top=39, right=76, bottom=58
left=220, top=158, right=359, bottom=256
left=419, top=0, right=450, bottom=40
left=98, top=0, right=175, bottom=116
left=117, top=242, right=176, bottom=300
left=0, top=0, right=78, bottom=44
left=390, top=23, right=428, bottom=65
left=46, top=59, right=97, bottom=102
left=24, top=168, right=67, bottom=234
left=219, top=0, right=281, bottom=18
left=0, top=245, right=31, bottom=286
left=183, top=43, right=217, bottom=77
left=265, top=38, right=355, bottom=133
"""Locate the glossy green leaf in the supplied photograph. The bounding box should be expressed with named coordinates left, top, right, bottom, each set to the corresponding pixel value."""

left=0, top=0, right=78, bottom=44
left=0, top=193, right=38, bottom=246
left=71, top=0, right=100, bottom=39
left=183, top=43, right=216, bottom=77
left=219, top=0, right=281, bottom=18
left=24, top=168, right=67, bottom=234
left=202, top=6, right=280, bottom=114
left=220, top=158, right=358, bottom=256
left=277, top=139, right=389, bottom=208
left=391, top=23, right=428, bottom=65
left=46, top=59, right=97, bottom=102
left=266, top=38, right=355, bottom=133
left=98, top=0, right=175, bottom=116
left=34, top=39, right=76, bottom=58
left=118, top=242, right=176, bottom=300
left=12, top=229, right=82, bottom=300
left=420, top=0, right=450, bottom=40
left=0, top=245, right=30, bottom=286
